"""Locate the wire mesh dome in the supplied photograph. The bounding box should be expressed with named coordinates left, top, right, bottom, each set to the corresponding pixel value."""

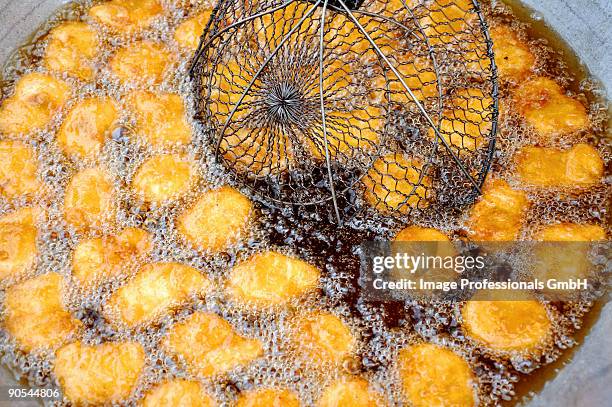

left=190, top=0, right=498, bottom=223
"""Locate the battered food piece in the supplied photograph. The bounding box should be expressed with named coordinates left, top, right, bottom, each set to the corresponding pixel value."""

left=395, top=226, right=449, bottom=242
left=362, top=153, right=431, bottom=214
left=514, top=143, right=603, bottom=187
left=0, top=207, right=40, bottom=281
left=127, top=91, right=192, bottom=147
left=536, top=223, right=606, bottom=242
left=141, top=379, right=216, bottom=407
left=72, top=227, right=151, bottom=284
left=236, top=388, right=300, bottom=407
left=0, top=73, right=71, bottom=136
left=4, top=273, right=81, bottom=352
left=163, top=311, right=263, bottom=377
left=398, top=343, right=474, bottom=407
left=57, top=97, right=118, bottom=158
left=293, top=312, right=355, bottom=365
left=209, top=60, right=252, bottom=121
left=462, top=298, right=551, bottom=352
left=110, top=42, right=174, bottom=85
left=514, top=77, right=588, bottom=138
left=89, top=0, right=163, bottom=34
left=175, top=10, right=213, bottom=50
left=469, top=179, right=529, bottom=241
left=106, top=262, right=210, bottom=327
left=317, top=378, right=384, bottom=407
left=177, top=186, right=253, bottom=252
left=44, top=22, right=97, bottom=81
left=418, top=0, right=473, bottom=46
left=227, top=251, right=320, bottom=307
left=54, top=341, right=145, bottom=404
left=490, top=25, right=535, bottom=82
left=371, top=54, right=438, bottom=103
left=132, top=154, right=198, bottom=203
left=64, top=167, right=115, bottom=229
left=0, top=140, right=41, bottom=198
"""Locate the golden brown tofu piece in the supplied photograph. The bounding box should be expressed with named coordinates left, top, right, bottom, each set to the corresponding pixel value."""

left=132, top=154, right=197, bottom=203
left=469, top=179, right=529, bottom=241
left=110, top=42, right=174, bottom=85
left=0, top=73, right=71, bottom=136
left=462, top=298, right=551, bottom=352
left=0, top=140, right=41, bottom=198
left=293, top=312, right=355, bottom=365
left=141, top=379, right=216, bottom=407
left=514, top=143, right=603, bottom=187
left=362, top=153, right=431, bottom=214
left=0, top=207, right=40, bottom=281
left=127, top=91, right=192, bottom=147
left=89, top=0, right=163, bottom=34
left=398, top=343, right=474, bottom=407
left=57, top=97, right=118, bottom=159
left=63, top=167, right=115, bottom=229
left=106, top=262, right=210, bottom=327
left=317, top=378, right=384, bottom=407
left=175, top=11, right=213, bottom=50
left=177, top=186, right=253, bottom=252
left=54, top=341, right=145, bottom=404
left=72, top=227, right=151, bottom=284
left=236, top=388, right=300, bottom=407
left=44, top=22, right=97, bottom=81
left=163, top=312, right=263, bottom=377
left=514, top=77, right=588, bottom=138
left=4, top=273, right=81, bottom=352
left=490, top=25, right=535, bottom=82
left=228, top=251, right=320, bottom=307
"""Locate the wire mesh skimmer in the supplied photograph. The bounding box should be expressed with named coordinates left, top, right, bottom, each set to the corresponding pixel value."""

left=190, top=0, right=498, bottom=224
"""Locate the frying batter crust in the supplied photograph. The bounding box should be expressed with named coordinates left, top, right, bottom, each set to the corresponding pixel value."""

left=63, top=167, right=115, bottom=229
left=110, top=41, right=175, bottom=85
left=236, top=388, right=300, bottom=407
left=0, top=73, right=71, bottom=136
left=0, top=140, right=41, bottom=198
left=418, top=0, right=473, bottom=46
left=489, top=25, right=535, bottom=82
left=398, top=343, right=475, bottom=407
left=44, top=22, right=98, bottom=81
left=141, top=379, right=216, bottom=407
left=54, top=341, right=145, bottom=404
left=317, top=378, right=384, bottom=407
left=227, top=251, right=320, bottom=307
left=293, top=311, right=355, bottom=365
left=536, top=223, right=606, bottom=242
left=57, top=97, right=118, bottom=158
left=514, top=143, right=603, bottom=187
left=106, top=262, right=210, bottom=327
left=89, top=0, right=163, bottom=34
left=177, top=186, right=253, bottom=252
left=163, top=311, right=263, bottom=377
left=175, top=10, right=214, bottom=50
left=132, top=154, right=198, bottom=203
left=0, top=207, right=40, bottom=281
left=4, top=272, right=81, bottom=352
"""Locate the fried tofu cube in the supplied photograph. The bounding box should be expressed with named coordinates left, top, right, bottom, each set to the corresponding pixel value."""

left=514, top=77, right=588, bottom=138
left=110, top=42, right=174, bottom=85
left=469, top=179, right=529, bottom=241
left=0, top=140, right=41, bottom=198
left=317, top=378, right=384, bottom=407
left=54, top=341, right=145, bottom=404
left=72, top=227, right=151, bottom=284
left=141, top=379, right=216, bottom=407
left=132, top=154, right=197, bottom=203
left=490, top=25, right=535, bottom=82
left=106, top=262, right=210, bottom=327
left=127, top=91, right=192, bottom=147
left=0, top=73, right=71, bottom=136
left=4, top=273, right=81, bottom=352
left=227, top=251, right=320, bottom=307
left=57, top=97, right=117, bottom=159
left=236, top=388, right=299, bottom=407
left=89, top=0, right=163, bottom=34
left=44, top=22, right=98, bottom=80
left=63, top=167, right=115, bottom=229
left=163, top=312, right=263, bottom=377
left=177, top=186, right=253, bottom=252
left=398, top=343, right=474, bottom=407
left=0, top=207, right=40, bottom=281
left=293, top=312, right=355, bottom=365
left=514, top=143, right=603, bottom=187
left=362, top=153, right=431, bottom=214
left=175, top=11, right=213, bottom=50
left=462, top=298, right=551, bottom=352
